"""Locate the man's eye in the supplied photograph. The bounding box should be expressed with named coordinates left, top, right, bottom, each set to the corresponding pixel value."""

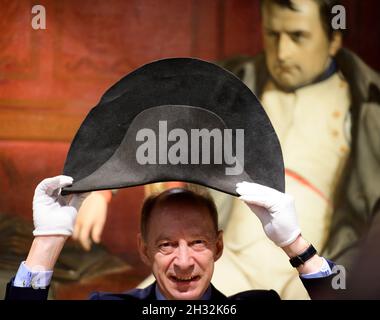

left=266, top=31, right=278, bottom=38
left=291, top=32, right=305, bottom=42
left=159, top=242, right=172, bottom=248
left=191, top=240, right=207, bottom=250
left=158, top=242, right=175, bottom=253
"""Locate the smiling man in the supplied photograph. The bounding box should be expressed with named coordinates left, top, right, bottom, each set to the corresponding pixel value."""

left=5, top=176, right=337, bottom=300
left=136, top=189, right=223, bottom=300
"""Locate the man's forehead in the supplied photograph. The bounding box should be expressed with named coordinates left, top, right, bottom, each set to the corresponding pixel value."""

left=153, top=228, right=215, bottom=242
left=262, top=0, right=320, bottom=31
left=146, top=203, right=216, bottom=239
left=147, top=221, right=217, bottom=245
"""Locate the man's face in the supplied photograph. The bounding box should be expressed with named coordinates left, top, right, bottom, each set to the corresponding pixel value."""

left=138, top=201, right=223, bottom=300
left=262, top=0, right=340, bottom=91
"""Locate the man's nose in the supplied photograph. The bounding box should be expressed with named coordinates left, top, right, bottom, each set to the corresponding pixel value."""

left=277, top=34, right=293, bottom=62
left=173, top=243, right=194, bottom=271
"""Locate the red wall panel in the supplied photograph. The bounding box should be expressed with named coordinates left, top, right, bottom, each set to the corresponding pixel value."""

left=1, top=0, right=379, bottom=141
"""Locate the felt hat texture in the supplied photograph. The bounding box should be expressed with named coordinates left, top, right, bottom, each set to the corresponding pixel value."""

left=62, top=58, right=284, bottom=196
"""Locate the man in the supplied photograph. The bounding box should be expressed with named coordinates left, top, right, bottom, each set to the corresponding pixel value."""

left=5, top=176, right=335, bottom=300
left=207, top=0, right=380, bottom=298
left=72, top=0, right=380, bottom=298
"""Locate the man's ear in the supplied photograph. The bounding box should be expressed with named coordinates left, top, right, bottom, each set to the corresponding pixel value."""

left=137, top=233, right=152, bottom=267
left=214, top=230, right=224, bottom=262
left=329, top=31, right=343, bottom=57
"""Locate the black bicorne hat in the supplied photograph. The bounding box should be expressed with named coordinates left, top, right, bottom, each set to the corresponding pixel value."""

left=61, top=58, right=284, bottom=196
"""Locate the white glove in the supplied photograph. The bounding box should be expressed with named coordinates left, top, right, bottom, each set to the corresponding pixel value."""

left=236, top=181, right=301, bottom=247
left=32, top=175, right=88, bottom=236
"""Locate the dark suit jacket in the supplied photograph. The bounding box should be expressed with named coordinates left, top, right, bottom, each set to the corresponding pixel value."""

left=88, top=282, right=280, bottom=301
left=5, top=270, right=337, bottom=300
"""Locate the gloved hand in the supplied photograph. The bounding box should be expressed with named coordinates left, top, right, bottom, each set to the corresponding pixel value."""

left=32, top=175, right=89, bottom=236
left=236, top=181, right=301, bottom=247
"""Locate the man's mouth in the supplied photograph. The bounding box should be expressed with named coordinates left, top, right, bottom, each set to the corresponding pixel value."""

left=277, top=66, right=293, bottom=73
left=170, top=275, right=200, bottom=283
